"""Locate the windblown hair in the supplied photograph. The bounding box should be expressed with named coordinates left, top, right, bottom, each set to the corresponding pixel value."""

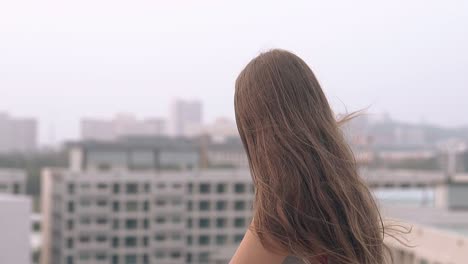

left=235, top=49, right=389, bottom=264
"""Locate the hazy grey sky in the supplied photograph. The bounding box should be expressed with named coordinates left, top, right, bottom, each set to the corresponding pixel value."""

left=0, top=0, right=467, bottom=145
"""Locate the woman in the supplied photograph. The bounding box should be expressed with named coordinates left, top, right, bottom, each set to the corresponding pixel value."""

left=230, top=49, right=389, bottom=264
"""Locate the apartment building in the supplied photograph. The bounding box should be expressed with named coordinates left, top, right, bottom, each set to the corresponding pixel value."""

left=0, top=168, right=27, bottom=194
left=0, top=112, right=37, bottom=153
left=41, top=138, right=253, bottom=264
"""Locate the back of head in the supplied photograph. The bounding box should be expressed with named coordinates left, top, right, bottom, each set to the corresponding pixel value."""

left=235, top=49, right=386, bottom=264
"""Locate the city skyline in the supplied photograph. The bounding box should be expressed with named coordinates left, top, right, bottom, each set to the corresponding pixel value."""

left=1, top=0, right=467, bottom=145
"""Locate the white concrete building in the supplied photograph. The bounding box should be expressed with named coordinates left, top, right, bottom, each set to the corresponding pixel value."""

left=41, top=139, right=252, bottom=264
left=0, top=168, right=27, bottom=194
left=41, top=169, right=253, bottom=264
left=81, top=113, right=167, bottom=141
left=0, top=194, right=31, bottom=264
left=0, top=112, right=37, bottom=153
left=170, top=99, right=203, bottom=137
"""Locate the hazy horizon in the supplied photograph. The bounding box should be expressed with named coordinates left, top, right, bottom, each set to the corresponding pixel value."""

left=1, top=0, right=467, bottom=145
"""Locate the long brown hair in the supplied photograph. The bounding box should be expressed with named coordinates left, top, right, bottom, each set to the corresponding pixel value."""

left=235, top=49, right=388, bottom=263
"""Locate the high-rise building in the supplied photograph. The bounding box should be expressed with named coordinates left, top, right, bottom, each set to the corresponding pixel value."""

left=0, top=112, right=37, bottom=153
left=0, top=168, right=27, bottom=195
left=81, top=113, right=167, bottom=141
left=170, top=99, right=203, bottom=137
left=41, top=138, right=253, bottom=264
left=0, top=194, right=31, bottom=264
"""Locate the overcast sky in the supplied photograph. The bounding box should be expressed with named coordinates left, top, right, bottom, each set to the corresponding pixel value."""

left=0, top=0, right=467, bottom=145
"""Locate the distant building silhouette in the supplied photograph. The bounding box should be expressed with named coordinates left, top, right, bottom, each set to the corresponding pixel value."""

left=170, top=99, right=203, bottom=137
left=0, top=112, right=37, bottom=153
left=81, top=113, right=167, bottom=141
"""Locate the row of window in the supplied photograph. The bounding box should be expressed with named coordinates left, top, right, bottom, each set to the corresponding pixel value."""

left=68, top=231, right=244, bottom=248
left=66, top=252, right=161, bottom=264
left=187, top=217, right=247, bottom=228
left=68, top=199, right=249, bottom=213
left=188, top=183, right=254, bottom=194
left=69, top=182, right=253, bottom=195
left=186, top=234, right=244, bottom=245
left=69, top=182, right=152, bottom=194
left=65, top=250, right=222, bottom=264
left=66, top=215, right=247, bottom=231
left=187, top=200, right=248, bottom=211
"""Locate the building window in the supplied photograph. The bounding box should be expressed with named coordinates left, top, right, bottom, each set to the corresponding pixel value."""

left=113, top=219, right=119, bottom=229
left=125, top=236, right=137, bottom=247
left=96, top=235, right=107, bottom=243
left=66, top=256, right=73, bottom=264
left=68, top=201, right=75, bottom=213
left=13, top=183, right=20, bottom=194
left=68, top=183, right=75, bottom=194
left=125, top=255, right=137, bottom=264
left=216, top=218, right=227, bottom=228
left=112, top=255, right=119, bottom=264
left=234, top=218, right=246, bottom=227
left=113, top=184, right=120, bottom=194
left=96, top=200, right=107, bottom=207
left=112, top=237, right=119, bottom=248
left=97, top=183, right=107, bottom=190
left=96, top=253, right=107, bottom=261
left=143, top=219, right=149, bottom=229
left=79, top=236, right=90, bottom=243
left=171, top=252, right=181, bottom=259
left=216, top=183, right=226, bottom=193
left=234, top=201, right=245, bottom=211
left=216, top=235, right=227, bottom=244
left=155, top=199, right=166, bottom=207
left=96, top=218, right=108, bottom=225
left=187, top=218, right=192, bottom=228
left=198, top=235, right=210, bottom=245
left=187, top=201, right=193, bottom=211
left=125, top=219, right=138, bottom=229
left=67, top=219, right=74, bottom=230
left=144, top=183, right=150, bottom=192
left=154, top=234, right=166, bottom=241
left=126, top=201, right=138, bottom=212
left=216, top=200, right=227, bottom=211
left=199, top=218, right=210, bottom=228
left=187, top=235, right=192, bottom=245
left=113, top=201, right=120, bottom=212
left=234, top=183, right=246, bottom=193
left=199, top=200, right=210, bottom=211
left=126, top=183, right=138, bottom=194
left=199, top=252, right=209, bottom=262
left=188, top=183, right=193, bottom=194
left=67, top=238, right=73, bottom=249
left=156, top=216, right=166, bottom=224
left=142, top=236, right=149, bottom=246
left=199, top=183, right=210, bottom=193
left=143, top=200, right=149, bottom=211
left=143, top=254, right=149, bottom=264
